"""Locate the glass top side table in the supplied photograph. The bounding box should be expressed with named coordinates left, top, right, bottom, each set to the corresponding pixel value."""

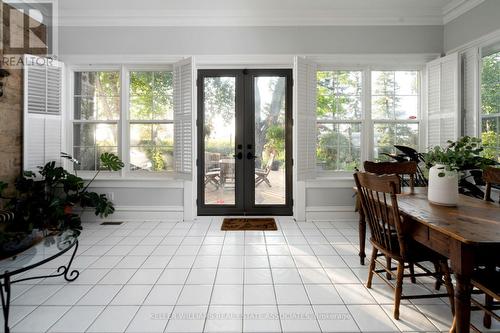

left=0, top=234, right=79, bottom=333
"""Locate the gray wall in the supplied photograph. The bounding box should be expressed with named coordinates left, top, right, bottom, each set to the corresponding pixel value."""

left=444, top=0, right=500, bottom=52
left=59, top=24, right=444, bottom=220
left=59, top=25, right=443, bottom=56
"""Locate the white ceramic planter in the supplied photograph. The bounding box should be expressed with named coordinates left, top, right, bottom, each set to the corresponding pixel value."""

left=428, top=164, right=459, bottom=206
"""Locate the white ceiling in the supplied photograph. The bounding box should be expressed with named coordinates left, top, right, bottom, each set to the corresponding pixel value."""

left=57, top=0, right=484, bottom=27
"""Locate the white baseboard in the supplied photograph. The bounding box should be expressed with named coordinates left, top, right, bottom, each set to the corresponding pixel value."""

left=80, top=205, right=184, bottom=222
left=305, top=205, right=358, bottom=221
left=80, top=205, right=358, bottom=222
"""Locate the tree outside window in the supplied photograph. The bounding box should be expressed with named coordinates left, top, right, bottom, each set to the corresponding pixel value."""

left=480, top=51, right=500, bottom=163
left=316, top=71, right=362, bottom=171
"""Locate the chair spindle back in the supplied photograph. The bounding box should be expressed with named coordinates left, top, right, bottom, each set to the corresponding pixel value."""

left=354, top=172, right=407, bottom=258
left=483, top=167, right=500, bottom=203
left=364, top=161, right=417, bottom=193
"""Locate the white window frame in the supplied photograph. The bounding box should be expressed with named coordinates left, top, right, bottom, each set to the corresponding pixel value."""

left=316, top=66, right=366, bottom=178
left=315, top=65, right=424, bottom=178
left=67, top=64, right=176, bottom=180
left=124, top=65, right=174, bottom=176
left=69, top=64, right=122, bottom=179
left=478, top=46, right=500, bottom=159
left=370, top=67, right=422, bottom=161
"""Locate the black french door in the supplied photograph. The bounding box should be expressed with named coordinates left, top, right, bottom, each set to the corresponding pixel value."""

left=197, top=69, right=293, bottom=215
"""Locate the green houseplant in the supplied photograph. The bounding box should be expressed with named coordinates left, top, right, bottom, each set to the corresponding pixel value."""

left=424, top=136, right=496, bottom=175
left=0, top=152, right=124, bottom=254
left=423, top=136, right=497, bottom=205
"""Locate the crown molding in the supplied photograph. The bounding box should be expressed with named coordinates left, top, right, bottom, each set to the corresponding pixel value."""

left=442, top=0, right=485, bottom=24
left=58, top=8, right=445, bottom=27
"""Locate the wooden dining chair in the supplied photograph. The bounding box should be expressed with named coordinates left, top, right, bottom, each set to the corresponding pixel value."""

left=354, top=171, right=455, bottom=320
left=362, top=161, right=418, bottom=279
left=483, top=166, right=500, bottom=203
left=469, top=267, right=500, bottom=332
left=363, top=161, right=417, bottom=193
left=470, top=167, right=500, bottom=331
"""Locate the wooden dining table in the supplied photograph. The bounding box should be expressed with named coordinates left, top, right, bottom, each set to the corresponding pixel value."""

left=355, top=187, right=500, bottom=333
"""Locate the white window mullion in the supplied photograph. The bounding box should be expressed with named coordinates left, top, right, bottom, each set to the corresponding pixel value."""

left=363, top=69, right=373, bottom=163
left=121, top=65, right=129, bottom=176
left=419, top=68, right=427, bottom=150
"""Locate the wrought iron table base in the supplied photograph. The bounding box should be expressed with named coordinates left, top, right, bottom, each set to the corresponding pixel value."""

left=0, top=240, right=79, bottom=333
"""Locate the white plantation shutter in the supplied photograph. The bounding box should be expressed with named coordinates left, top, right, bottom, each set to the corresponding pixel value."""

left=461, top=48, right=479, bottom=136
left=173, top=57, right=195, bottom=179
left=23, top=55, right=64, bottom=172
left=426, top=53, right=460, bottom=149
left=294, top=56, right=317, bottom=181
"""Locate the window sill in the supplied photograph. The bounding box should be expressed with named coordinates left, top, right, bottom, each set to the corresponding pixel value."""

left=75, top=171, right=186, bottom=188
left=306, top=175, right=355, bottom=188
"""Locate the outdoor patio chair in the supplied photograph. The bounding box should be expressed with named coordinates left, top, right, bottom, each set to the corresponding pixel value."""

left=204, top=152, right=221, bottom=189
left=255, top=153, right=275, bottom=188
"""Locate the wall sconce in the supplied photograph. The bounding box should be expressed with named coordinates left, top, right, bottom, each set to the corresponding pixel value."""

left=0, top=68, right=10, bottom=98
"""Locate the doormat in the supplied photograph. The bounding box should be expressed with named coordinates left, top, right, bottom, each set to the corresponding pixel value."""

left=100, top=221, right=123, bottom=225
left=221, top=218, right=277, bottom=231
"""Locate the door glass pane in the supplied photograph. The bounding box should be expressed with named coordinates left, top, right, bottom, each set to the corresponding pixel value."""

left=203, top=77, right=236, bottom=205
left=254, top=76, right=286, bottom=205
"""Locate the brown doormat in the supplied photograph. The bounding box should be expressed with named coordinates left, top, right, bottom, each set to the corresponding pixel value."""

left=221, top=218, right=277, bottom=231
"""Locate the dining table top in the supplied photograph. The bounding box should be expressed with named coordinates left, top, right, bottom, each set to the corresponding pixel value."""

left=396, top=187, right=500, bottom=245
left=355, top=186, right=500, bottom=245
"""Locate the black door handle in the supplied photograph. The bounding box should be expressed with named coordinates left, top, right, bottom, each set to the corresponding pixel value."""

left=247, top=152, right=256, bottom=160
left=233, top=152, right=243, bottom=160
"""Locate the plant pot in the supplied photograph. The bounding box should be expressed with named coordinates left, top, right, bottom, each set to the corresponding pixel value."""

left=64, top=204, right=74, bottom=215
left=0, top=230, right=44, bottom=259
left=428, top=164, right=458, bottom=206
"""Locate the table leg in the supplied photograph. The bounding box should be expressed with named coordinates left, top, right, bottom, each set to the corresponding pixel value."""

left=358, top=209, right=366, bottom=265
left=1, top=274, right=11, bottom=333
left=451, top=273, right=471, bottom=333
left=450, top=242, right=474, bottom=333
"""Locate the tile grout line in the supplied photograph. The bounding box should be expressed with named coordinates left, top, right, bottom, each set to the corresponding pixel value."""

left=317, top=221, right=406, bottom=333
left=120, top=220, right=181, bottom=333
left=263, top=220, right=285, bottom=333
left=311, top=221, right=363, bottom=333
left=31, top=224, right=131, bottom=333
left=165, top=218, right=212, bottom=333
left=61, top=220, right=171, bottom=333
left=78, top=221, right=155, bottom=333
left=284, top=221, right=326, bottom=333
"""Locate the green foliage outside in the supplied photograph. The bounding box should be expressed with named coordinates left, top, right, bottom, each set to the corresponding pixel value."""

left=480, top=52, right=500, bottom=162
left=203, top=77, right=287, bottom=168
left=372, top=71, right=418, bottom=161
left=75, top=71, right=174, bottom=172
left=317, top=71, right=361, bottom=171
left=129, top=71, right=174, bottom=171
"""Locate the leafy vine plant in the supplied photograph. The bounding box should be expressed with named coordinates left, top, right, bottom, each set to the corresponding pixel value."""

left=423, top=136, right=498, bottom=177
left=0, top=153, right=124, bottom=240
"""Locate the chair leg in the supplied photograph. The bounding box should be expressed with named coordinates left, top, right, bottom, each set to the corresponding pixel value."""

left=483, top=294, right=493, bottom=328
left=394, top=261, right=404, bottom=320
left=366, top=247, right=378, bottom=289
left=440, top=260, right=455, bottom=315
left=386, top=257, right=392, bottom=280
left=409, top=263, right=416, bottom=283
left=264, top=177, right=272, bottom=187
left=433, top=261, right=443, bottom=291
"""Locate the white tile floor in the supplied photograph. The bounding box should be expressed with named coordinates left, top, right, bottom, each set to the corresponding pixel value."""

left=3, top=217, right=499, bottom=333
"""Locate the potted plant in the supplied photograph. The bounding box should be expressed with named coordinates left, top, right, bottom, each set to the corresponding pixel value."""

left=424, top=136, right=497, bottom=205
left=0, top=152, right=123, bottom=256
